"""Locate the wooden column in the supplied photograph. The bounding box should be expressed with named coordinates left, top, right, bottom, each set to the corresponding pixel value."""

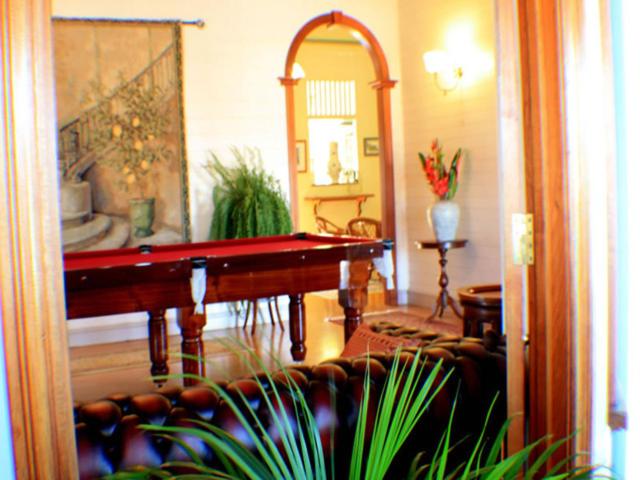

left=371, top=79, right=398, bottom=306
left=279, top=76, right=300, bottom=229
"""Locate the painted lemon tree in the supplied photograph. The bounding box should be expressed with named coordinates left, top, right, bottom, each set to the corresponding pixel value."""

left=90, top=79, right=171, bottom=238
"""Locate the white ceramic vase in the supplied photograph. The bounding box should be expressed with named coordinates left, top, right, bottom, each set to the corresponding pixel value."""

left=428, top=200, right=460, bottom=241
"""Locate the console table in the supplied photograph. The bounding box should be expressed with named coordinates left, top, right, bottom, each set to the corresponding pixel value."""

left=415, top=239, right=468, bottom=320
left=305, top=193, right=374, bottom=217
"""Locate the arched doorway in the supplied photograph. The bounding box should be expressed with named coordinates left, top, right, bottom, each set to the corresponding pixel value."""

left=280, top=10, right=397, bottom=302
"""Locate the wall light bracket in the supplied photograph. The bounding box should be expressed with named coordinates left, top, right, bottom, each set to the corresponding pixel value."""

left=423, top=50, right=463, bottom=95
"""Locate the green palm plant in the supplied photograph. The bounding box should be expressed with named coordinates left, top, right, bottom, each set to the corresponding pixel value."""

left=408, top=397, right=611, bottom=480
left=407, top=397, right=612, bottom=480
left=204, top=147, right=292, bottom=240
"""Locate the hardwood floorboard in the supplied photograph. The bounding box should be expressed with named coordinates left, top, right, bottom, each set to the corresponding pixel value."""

left=70, top=292, right=459, bottom=403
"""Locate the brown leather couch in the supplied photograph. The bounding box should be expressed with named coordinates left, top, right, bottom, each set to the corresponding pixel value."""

left=74, top=331, right=506, bottom=479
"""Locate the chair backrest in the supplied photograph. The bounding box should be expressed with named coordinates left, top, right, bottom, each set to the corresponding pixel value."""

left=346, top=217, right=382, bottom=238
left=315, top=216, right=345, bottom=235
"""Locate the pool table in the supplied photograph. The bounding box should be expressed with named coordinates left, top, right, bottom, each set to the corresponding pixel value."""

left=64, top=233, right=389, bottom=383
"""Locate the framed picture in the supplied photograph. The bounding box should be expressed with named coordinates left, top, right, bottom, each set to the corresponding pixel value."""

left=296, top=140, right=307, bottom=172
left=53, top=18, right=191, bottom=251
left=363, top=137, right=380, bottom=156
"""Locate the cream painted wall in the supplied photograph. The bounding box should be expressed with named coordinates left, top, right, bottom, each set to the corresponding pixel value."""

left=53, top=0, right=408, bottom=343
left=294, top=40, right=381, bottom=233
left=398, top=0, right=501, bottom=306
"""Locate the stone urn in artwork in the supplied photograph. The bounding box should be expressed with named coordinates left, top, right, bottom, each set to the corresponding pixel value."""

left=428, top=199, right=460, bottom=242
left=129, top=197, right=155, bottom=238
left=60, top=180, right=92, bottom=229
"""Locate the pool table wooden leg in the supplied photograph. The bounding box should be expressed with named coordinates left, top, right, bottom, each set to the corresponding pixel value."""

left=148, top=309, right=168, bottom=385
left=177, top=307, right=206, bottom=386
left=339, top=288, right=368, bottom=343
left=339, top=260, right=371, bottom=343
left=289, top=293, right=306, bottom=361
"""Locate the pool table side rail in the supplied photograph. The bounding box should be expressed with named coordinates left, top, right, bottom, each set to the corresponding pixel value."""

left=64, top=234, right=384, bottom=319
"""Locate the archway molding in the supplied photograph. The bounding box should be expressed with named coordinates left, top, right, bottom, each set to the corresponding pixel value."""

left=280, top=10, right=397, bottom=302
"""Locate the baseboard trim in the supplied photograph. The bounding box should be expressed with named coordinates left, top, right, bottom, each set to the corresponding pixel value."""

left=406, top=290, right=437, bottom=309
left=396, top=289, right=409, bottom=305
left=67, top=298, right=288, bottom=347
left=68, top=290, right=410, bottom=348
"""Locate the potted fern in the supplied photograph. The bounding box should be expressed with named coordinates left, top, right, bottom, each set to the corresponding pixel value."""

left=205, top=147, right=292, bottom=240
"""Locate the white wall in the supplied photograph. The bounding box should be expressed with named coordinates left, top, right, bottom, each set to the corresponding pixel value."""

left=398, top=0, right=501, bottom=306
left=53, top=0, right=407, bottom=344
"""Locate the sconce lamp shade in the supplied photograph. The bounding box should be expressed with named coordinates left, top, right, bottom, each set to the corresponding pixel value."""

left=423, top=50, right=448, bottom=74
left=423, top=50, right=463, bottom=94
left=292, top=62, right=306, bottom=79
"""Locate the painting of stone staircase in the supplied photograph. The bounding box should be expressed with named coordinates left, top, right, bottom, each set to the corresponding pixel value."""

left=53, top=19, right=190, bottom=252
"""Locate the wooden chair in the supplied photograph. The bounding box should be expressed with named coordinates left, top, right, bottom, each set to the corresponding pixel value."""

left=347, top=217, right=383, bottom=284
left=346, top=217, right=382, bottom=238
left=315, top=216, right=345, bottom=235
left=242, top=297, right=284, bottom=335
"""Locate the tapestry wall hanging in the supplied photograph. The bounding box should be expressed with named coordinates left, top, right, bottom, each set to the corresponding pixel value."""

left=53, top=19, right=190, bottom=252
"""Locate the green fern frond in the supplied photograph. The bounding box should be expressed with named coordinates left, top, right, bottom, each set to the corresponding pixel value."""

left=205, top=147, right=292, bottom=241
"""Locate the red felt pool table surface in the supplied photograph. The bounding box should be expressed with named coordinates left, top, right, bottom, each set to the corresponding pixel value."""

left=64, top=234, right=367, bottom=271
left=63, top=233, right=387, bottom=380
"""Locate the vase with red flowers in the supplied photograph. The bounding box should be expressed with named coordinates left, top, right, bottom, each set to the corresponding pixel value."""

left=419, top=139, right=462, bottom=241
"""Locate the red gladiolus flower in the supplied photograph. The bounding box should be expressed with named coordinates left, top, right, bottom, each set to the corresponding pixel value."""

left=418, top=138, right=463, bottom=200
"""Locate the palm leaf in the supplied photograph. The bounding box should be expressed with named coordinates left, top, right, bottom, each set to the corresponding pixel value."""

left=117, top=341, right=611, bottom=480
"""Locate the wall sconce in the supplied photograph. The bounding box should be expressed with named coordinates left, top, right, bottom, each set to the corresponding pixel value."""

left=423, top=50, right=463, bottom=94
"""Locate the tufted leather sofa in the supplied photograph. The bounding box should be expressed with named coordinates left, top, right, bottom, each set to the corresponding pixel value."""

left=74, top=330, right=506, bottom=479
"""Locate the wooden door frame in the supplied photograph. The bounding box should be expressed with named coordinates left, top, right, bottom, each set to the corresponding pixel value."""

left=507, top=0, right=615, bottom=468
left=495, top=0, right=528, bottom=456
left=497, top=0, right=582, bottom=465
left=0, top=0, right=78, bottom=477
left=519, top=0, right=577, bottom=463
left=279, top=11, right=398, bottom=276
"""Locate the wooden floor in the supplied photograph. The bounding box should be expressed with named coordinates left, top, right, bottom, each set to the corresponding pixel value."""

left=70, top=291, right=457, bottom=403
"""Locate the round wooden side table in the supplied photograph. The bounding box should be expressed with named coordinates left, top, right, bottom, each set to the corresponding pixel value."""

left=415, top=239, right=468, bottom=320
left=458, top=284, right=502, bottom=337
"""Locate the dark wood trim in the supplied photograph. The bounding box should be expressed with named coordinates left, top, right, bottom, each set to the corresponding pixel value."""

left=278, top=76, right=300, bottom=224
left=281, top=10, right=398, bottom=305
left=518, top=0, right=574, bottom=468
